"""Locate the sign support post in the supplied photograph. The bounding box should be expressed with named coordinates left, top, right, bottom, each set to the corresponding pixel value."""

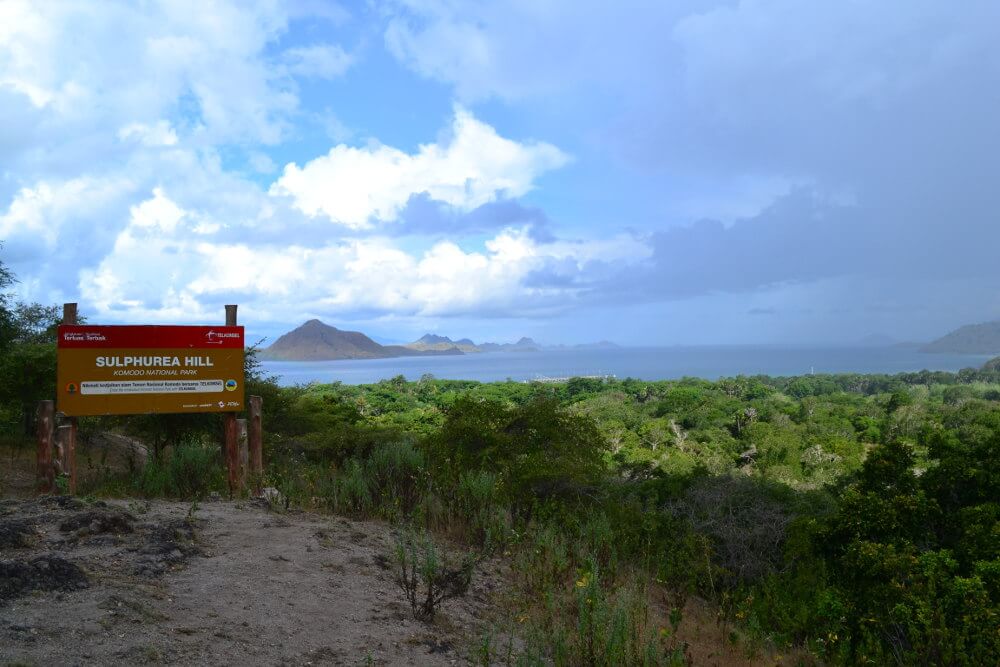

left=36, top=400, right=54, bottom=494
left=223, top=304, right=240, bottom=496
left=62, top=303, right=79, bottom=494
left=237, top=418, right=248, bottom=491
left=248, top=395, right=263, bottom=492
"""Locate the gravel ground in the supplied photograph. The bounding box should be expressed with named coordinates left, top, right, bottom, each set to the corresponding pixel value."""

left=0, top=496, right=503, bottom=666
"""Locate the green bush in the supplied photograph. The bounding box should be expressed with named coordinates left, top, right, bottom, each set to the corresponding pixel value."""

left=392, top=526, right=475, bottom=621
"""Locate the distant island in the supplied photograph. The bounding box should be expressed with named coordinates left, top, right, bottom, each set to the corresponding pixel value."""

left=404, top=334, right=620, bottom=354
left=260, top=320, right=619, bottom=361
left=405, top=334, right=542, bottom=354
left=259, top=320, right=463, bottom=361
left=920, top=320, right=1000, bottom=354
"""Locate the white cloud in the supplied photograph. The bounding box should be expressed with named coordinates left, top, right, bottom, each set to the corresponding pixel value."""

left=129, top=188, right=186, bottom=233
left=270, top=107, right=570, bottom=228
left=80, top=191, right=648, bottom=323
left=280, top=44, right=354, bottom=79
left=1, top=0, right=648, bottom=331
left=0, top=177, right=134, bottom=254
left=0, top=0, right=357, bottom=179
left=118, top=121, right=179, bottom=147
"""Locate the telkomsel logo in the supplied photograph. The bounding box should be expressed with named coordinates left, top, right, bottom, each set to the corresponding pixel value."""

left=205, top=330, right=241, bottom=344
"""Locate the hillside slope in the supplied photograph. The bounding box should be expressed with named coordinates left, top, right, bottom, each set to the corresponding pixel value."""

left=920, top=321, right=1000, bottom=354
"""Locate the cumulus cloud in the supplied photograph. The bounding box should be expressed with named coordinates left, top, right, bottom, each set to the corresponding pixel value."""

left=0, top=0, right=357, bottom=185
left=81, top=191, right=647, bottom=324
left=0, top=177, right=135, bottom=259
left=0, top=1, right=295, bottom=150
left=270, top=107, right=569, bottom=228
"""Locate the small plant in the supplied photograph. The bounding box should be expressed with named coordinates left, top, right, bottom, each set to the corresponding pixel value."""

left=475, top=631, right=493, bottom=666
left=186, top=497, right=200, bottom=521
left=127, top=499, right=151, bottom=514
left=392, top=527, right=476, bottom=621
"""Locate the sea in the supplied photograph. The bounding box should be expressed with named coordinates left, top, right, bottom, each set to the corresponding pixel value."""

left=259, top=346, right=993, bottom=387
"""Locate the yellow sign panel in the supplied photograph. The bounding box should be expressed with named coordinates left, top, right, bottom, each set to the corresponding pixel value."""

left=57, top=325, right=245, bottom=416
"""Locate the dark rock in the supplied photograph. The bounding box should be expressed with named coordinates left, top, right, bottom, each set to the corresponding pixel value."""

left=131, top=519, right=200, bottom=576
left=0, top=555, right=89, bottom=602
left=59, top=509, right=135, bottom=537
left=0, top=518, right=39, bottom=549
left=37, top=495, right=87, bottom=511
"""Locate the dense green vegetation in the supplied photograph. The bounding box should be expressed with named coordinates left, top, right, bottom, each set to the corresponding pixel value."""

left=68, top=367, right=993, bottom=664
left=2, top=256, right=999, bottom=664
left=241, top=370, right=999, bottom=664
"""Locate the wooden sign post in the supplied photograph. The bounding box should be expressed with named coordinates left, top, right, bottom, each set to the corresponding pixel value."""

left=36, top=401, right=54, bottom=494
left=61, top=304, right=79, bottom=494
left=248, top=394, right=263, bottom=492
left=222, top=305, right=240, bottom=496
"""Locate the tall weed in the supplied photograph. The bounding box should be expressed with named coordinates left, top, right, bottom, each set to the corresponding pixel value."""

left=133, top=442, right=224, bottom=498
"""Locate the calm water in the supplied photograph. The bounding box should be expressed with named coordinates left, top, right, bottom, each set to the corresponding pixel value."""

left=260, top=346, right=992, bottom=386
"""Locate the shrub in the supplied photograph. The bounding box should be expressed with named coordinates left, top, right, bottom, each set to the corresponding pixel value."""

left=453, top=470, right=511, bottom=552
left=392, top=527, right=476, bottom=621
left=327, top=440, right=426, bottom=520
left=667, top=476, right=791, bottom=583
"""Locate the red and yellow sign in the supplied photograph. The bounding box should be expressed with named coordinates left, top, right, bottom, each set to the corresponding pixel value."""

left=56, top=325, right=245, bottom=416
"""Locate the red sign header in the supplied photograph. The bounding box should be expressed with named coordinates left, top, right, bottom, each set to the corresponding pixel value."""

left=57, top=325, right=245, bottom=350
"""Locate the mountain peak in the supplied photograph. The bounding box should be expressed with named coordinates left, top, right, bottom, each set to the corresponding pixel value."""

left=416, top=333, right=453, bottom=344
left=262, top=320, right=385, bottom=360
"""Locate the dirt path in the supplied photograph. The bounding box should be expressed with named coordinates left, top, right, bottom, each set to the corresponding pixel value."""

left=1, top=497, right=500, bottom=665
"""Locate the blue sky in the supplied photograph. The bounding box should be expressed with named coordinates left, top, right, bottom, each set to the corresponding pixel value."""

left=2, top=1, right=999, bottom=346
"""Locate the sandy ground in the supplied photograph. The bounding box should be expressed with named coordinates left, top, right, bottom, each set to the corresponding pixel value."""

left=1, top=496, right=502, bottom=666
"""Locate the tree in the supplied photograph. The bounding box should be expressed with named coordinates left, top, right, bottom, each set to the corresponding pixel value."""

left=0, top=251, right=69, bottom=433
left=430, top=396, right=608, bottom=502
left=0, top=252, right=16, bottom=352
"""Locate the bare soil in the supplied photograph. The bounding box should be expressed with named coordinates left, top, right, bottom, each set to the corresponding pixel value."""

left=0, top=496, right=504, bottom=666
